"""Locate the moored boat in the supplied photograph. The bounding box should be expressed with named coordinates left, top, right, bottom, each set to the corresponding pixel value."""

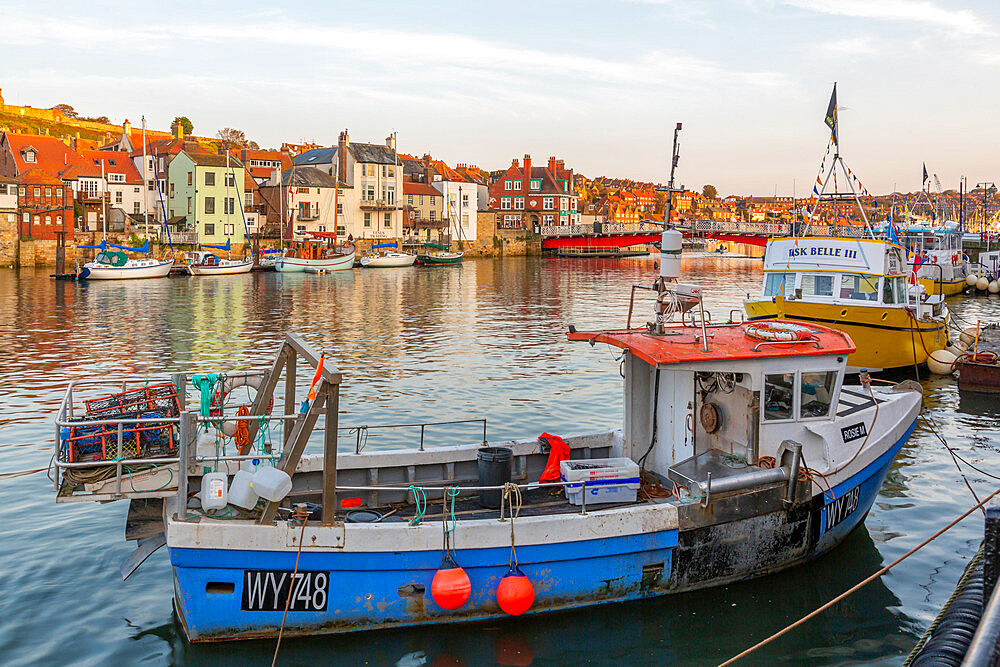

left=77, top=239, right=173, bottom=280
left=744, top=237, right=950, bottom=371
left=360, top=242, right=417, bottom=268
left=275, top=233, right=356, bottom=273
left=185, top=240, right=253, bottom=276
left=416, top=243, right=464, bottom=265
left=899, top=223, right=969, bottom=297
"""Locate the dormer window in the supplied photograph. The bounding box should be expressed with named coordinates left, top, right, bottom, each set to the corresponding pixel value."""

left=530, top=179, right=541, bottom=191
left=24, top=149, right=36, bottom=163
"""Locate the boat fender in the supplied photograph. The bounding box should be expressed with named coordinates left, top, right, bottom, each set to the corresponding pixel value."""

left=496, top=565, right=534, bottom=615
left=212, top=375, right=275, bottom=437
left=431, top=559, right=471, bottom=610
left=743, top=321, right=812, bottom=342
left=537, top=433, right=570, bottom=483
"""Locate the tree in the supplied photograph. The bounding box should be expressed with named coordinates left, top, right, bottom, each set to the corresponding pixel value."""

left=216, top=127, right=258, bottom=150
left=173, top=116, right=194, bottom=135
left=653, top=191, right=667, bottom=215
left=53, top=104, right=77, bottom=118
left=702, top=184, right=718, bottom=199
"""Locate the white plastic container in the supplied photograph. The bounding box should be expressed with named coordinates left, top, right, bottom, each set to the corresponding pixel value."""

left=239, top=457, right=260, bottom=474
left=201, top=471, right=228, bottom=512
left=196, top=431, right=237, bottom=474
left=559, top=457, right=640, bottom=506
left=228, top=470, right=259, bottom=510
left=251, top=466, right=292, bottom=502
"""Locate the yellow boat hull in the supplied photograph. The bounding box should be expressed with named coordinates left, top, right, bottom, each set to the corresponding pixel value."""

left=917, top=277, right=967, bottom=298
left=744, top=297, right=949, bottom=371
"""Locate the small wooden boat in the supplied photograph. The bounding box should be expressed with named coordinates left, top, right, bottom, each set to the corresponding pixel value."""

left=416, top=243, right=464, bottom=265
left=275, top=233, right=356, bottom=273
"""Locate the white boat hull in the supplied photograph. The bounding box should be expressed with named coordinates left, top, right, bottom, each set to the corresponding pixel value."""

left=187, top=260, right=254, bottom=276
left=275, top=248, right=356, bottom=273
left=360, top=252, right=417, bottom=268
left=79, top=259, right=174, bottom=280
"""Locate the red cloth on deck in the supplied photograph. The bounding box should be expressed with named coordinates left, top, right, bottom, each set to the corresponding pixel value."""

left=538, top=432, right=570, bottom=483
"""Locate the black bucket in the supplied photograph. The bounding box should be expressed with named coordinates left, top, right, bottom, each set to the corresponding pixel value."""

left=477, top=447, right=512, bottom=509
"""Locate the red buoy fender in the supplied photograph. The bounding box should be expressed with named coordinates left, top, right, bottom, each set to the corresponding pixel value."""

left=496, top=565, right=534, bottom=616
left=431, top=566, right=471, bottom=610
left=743, top=321, right=812, bottom=343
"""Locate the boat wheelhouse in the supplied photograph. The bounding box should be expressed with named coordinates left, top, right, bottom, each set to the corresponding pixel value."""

left=897, top=223, right=968, bottom=297
left=744, top=237, right=950, bottom=371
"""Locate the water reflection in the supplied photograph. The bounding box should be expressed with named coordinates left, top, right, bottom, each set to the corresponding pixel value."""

left=2, top=255, right=1000, bottom=666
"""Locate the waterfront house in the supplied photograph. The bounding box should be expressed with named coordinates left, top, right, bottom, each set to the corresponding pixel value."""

left=402, top=178, right=446, bottom=244
left=276, top=167, right=339, bottom=236
left=166, top=150, right=247, bottom=246
left=0, top=132, right=79, bottom=241
left=488, top=154, right=579, bottom=230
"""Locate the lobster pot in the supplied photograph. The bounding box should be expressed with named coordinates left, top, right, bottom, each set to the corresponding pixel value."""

left=660, top=229, right=683, bottom=280
left=84, top=384, right=181, bottom=420
left=61, top=413, right=177, bottom=462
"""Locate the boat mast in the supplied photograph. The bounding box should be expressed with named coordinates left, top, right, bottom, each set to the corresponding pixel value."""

left=333, top=157, right=341, bottom=247
left=142, top=116, right=148, bottom=239
left=101, top=158, right=107, bottom=242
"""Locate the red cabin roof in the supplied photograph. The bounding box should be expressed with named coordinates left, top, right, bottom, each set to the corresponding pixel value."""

left=567, top=322, right=855, bottom=367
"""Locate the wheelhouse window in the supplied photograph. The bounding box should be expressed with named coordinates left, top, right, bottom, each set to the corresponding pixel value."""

left=882, top=276, right=905, bottom=304
left=764, top=373, right=794, bottom=420
left=839, top=274, right=879, bottom=301
left=800, top=274, right=834, bottom=297
left=764, top=272, right=793, bottom=297
left=800, top=371, right=837, bottom=418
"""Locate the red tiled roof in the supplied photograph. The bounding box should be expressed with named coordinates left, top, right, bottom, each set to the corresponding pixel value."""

left=403, top=181, right=441, bottom=197
left=17, top=168, right=65, bottom=185
left=3, top=132, right=86, bottom=179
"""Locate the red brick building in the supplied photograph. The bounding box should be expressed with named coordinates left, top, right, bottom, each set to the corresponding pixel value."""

left=488, top=154, right=579, bottom=229
left=15, top=169, right=73, bottom=240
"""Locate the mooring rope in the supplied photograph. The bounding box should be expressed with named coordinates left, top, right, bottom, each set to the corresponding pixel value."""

left=718, top=486, right=1000, bottom=666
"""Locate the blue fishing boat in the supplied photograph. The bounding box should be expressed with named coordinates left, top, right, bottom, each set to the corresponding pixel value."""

left=51, top=229, right=921, bottom=642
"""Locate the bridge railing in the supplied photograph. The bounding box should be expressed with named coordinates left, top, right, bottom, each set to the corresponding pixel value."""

left=539, top=221, right=664, bottom=237
left=691, top=220, right=792, bottom=236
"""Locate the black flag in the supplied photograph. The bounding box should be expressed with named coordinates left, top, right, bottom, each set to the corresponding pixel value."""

left=824, top=83, right=838, bottom=145
left=922, top=163, right=928, bottom=186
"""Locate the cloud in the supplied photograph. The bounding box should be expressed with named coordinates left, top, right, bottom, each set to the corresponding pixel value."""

left=783, top=0, right=989, bottom=36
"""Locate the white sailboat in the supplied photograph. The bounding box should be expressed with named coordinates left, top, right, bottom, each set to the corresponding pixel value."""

left=185, top=239, right=253, bottom=275
left=360, top=242, right=416, bottom=267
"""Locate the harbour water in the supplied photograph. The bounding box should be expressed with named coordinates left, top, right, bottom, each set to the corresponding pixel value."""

left=1, top=254, right=998, bottom=666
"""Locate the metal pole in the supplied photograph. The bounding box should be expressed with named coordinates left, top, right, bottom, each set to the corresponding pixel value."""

left=177, top=411, right=194, bottom=520
left=322, top=383, right=340, bottom=525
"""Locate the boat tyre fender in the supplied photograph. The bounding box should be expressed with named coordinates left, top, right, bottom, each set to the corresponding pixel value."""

left=743, top=321, right=812, bottom=343
left=211, top=375, right=275, bottom=436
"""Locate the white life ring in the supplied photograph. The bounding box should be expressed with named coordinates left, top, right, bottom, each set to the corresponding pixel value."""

left=744, top=321, right=813, bottom=342
left=211, top=374, right=274, bottom=436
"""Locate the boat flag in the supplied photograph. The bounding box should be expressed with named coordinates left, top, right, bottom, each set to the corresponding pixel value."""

left=824, top=83, right=838, bottom=146
left=922, top=163, right=928, bottom=188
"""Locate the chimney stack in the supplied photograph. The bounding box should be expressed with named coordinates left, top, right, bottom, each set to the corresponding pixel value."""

left=171, top=121, right=184, bottom=140
left=123, top=119, right=131, bottom=136
left=338, top=130, right=349, bottom=183
left=548, top=156, right=557, bottom=172
left=385, top=132, right=396, bottom=151
left=522, top=154, right=531, bottom=192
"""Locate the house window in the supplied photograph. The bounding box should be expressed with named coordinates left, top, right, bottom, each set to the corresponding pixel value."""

left=148, top=180, right=155, bottom=191
left=543, top=214, right=553, bottom=224
left=299, top=187, right=310, bottom=195
left=462, top=214, right=469, bottom=226
left=364, top=212, right=371, bottom=227
left=25, top=150, right=36, bottom=163
left=134, top=187, right=140, bottom=194
left=22, top=213, right=28, bottom=222
left=205, top=196, right=215, bottom=214
left=543, top=197, right=553, bottom=210
left=430, top=196, right=436, bottom=205
left=224, top=224, right=234, bottom=235
left=159, top=157, right=165, bottom=170
left=205, top=223, right=215, bottom=235
left=296, top=225, right=306, bottom=233
left=205, top=172, right=215, bottom=186
left=45, top=215, right=51, bottom=225
left=337, top=202, right=343, bottom=214
left=336, top=225, right=346, bottom=236
left=407, top=194, right=413, bottom=205
left=501, top=197, right=511, bottom=210
left=187, top=172, right=192, bottom=186
left=45, top=187, right=52, bottom=197
left=225, top=173, right=235, bottom=187
left=147, top=157, right=153, bottom=170
left=560, top=198, right=568, bottom=210
left=462, top=194, right=469, bottom=205
left=385, top=187, right=395, bottom=205
left=187, top=197, right=192, bottom=214
left=571, top=199, right=577, bottom=212
left=364, top=185, right=375, bottom=201
left=56, top=215, right=62, bottom=225
left=18, top=186, right=25, bottom=196
left=366, top=165, right=376, bottom=177
left=245, top=191, right=253, bottom=205
left=318, top=225, right=326, bottom=232
left=134, top=202, right=140, bottom=214
left=108, top=173, right=125, bottom=183
left=514, top=197, right=524, bottom=209
left=429, top=210, right=436, bottom=220
left=418, top=195, right=423, bottom=205
left=504, top=180, right=513, bottom=190
left=513, top=181, right=521, bottom=190
left=33, top=187, right=41, bottom=197
left=115, top=191, right=122, bottom=204
left=530, top=179, right=541, bottom=191
left=383, top=213, right=392, bottom=227
left=298, top=201, right=309, bottom=219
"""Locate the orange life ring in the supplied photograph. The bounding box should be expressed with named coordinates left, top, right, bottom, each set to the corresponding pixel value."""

left=744, top=321, right=813, bottom=342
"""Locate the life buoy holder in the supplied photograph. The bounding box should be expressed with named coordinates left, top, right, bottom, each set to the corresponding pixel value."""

left=210, top=374, right=274, bottom=436
left=743, top=321, right=813, bottom=343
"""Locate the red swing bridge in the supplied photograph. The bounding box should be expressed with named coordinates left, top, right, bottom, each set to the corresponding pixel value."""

left=539, top=220, right=870, bottom=252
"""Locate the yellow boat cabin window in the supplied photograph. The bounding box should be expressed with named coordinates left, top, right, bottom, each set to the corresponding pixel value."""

left=800, top=371, right=837, bottom=418
left=882, top=276, right=905, bottom=304
left=764, top=272, right=794, bottom=297
left=839, top=273, right=879, bottom=301
left=801, top=274, right=834, bottom=297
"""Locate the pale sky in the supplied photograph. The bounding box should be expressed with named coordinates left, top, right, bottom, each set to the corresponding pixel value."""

left=1, top=0, right=997, bottom=196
